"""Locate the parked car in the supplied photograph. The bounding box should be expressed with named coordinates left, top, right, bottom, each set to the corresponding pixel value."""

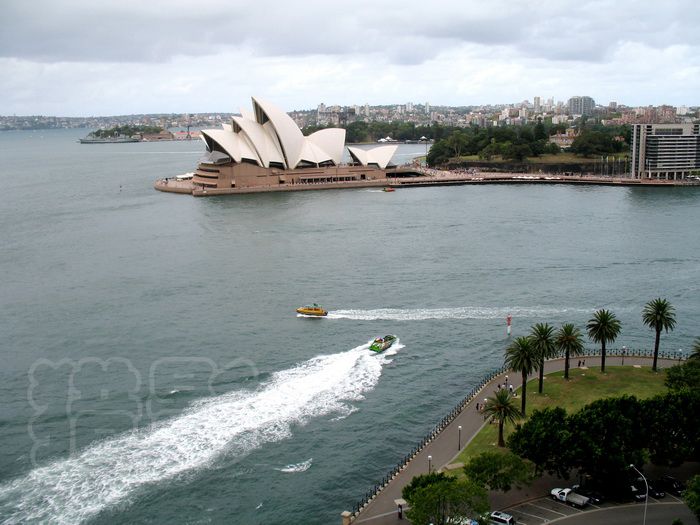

left=489, top=510, right=516, bottom=524
left=645, top=479, right=666, bottom=499
left=571, top=484, right=605, bottom=504
left=550, top=488, right=591, bottom=508
left=660, top=475, right=686, bottom=496
left=628, top=482, right=648, bottom=502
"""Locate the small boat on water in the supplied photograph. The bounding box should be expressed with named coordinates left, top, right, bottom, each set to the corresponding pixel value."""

left=296, top=304, right=328, bottom=316
left=383, top=188, right=395, bottom=192
left=369, top=335, right=397, bottom=353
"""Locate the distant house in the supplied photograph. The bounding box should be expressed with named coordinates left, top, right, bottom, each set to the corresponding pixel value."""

left=548, top=128, right=578, bottom=149
left=173, top=131, right=202, bottom=140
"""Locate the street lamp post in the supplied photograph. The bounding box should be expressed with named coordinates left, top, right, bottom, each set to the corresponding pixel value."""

left=630, top=464, right=648, bottom=525
left=679, top=349, right=683, bottom=363
left=458, top=426, right=462, bottom=451
left=428, top=455, right=432, bottom=474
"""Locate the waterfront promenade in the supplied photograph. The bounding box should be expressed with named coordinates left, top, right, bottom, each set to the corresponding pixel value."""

left=346, top=355, right=685, bottom=525
left=155, top=170, right=700, bottom=196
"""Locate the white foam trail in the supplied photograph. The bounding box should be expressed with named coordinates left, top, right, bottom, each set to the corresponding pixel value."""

left=327, top=306, right=595, bottom=321
left=0, top=345, right=386, bottom=524
left=329, top=406, right=359, bottom=422
left=275, top=458, right=312, bottom=473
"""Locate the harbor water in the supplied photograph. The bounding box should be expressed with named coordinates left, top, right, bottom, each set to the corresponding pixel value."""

left=1, top=129, right=699, bottom=524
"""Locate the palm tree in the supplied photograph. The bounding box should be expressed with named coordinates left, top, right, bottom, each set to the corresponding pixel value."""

left=690, top=338, right=700, bottom=360
left=530, top=323, right=558, bottom=394
left=642, top=298, right=677, bottom=371
left=481, top=389, right=524, bottom=447
left=505, top=336, right=539, bottom=413
left=587, top=309, right=621, bottom=373
left=556, top=323, right=585, bottom=379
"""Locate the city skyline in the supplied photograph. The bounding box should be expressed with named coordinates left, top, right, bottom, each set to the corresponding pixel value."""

left=1, top=1, right=699, bottom=118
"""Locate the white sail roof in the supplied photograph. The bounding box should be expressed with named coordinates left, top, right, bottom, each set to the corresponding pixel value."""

left=347, top=145, right=398, bottom=169
left=201, top=97, right=394, bottom=170
left=307, top=128, right=346, bottom=165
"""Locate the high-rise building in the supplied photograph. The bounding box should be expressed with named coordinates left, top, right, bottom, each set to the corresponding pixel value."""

left=406, top=102, right=413, bottom=112
left=534, top=96, right=541, bottom=112
left=425, top=102, right=430, bottom=114
left=631, top=123, right=700, bottom=179
left=609, top=101, right=617, bottom=110
left=567, top=96, right=595, bottom=115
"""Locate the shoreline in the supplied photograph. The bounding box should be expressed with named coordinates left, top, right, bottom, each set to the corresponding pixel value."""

left=155, top=170, right=700, bottom=196
left=349, top=355, right=693, bottom=525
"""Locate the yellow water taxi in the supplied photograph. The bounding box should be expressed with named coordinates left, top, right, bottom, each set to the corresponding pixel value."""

left=296, top=304, right=328, bottom=316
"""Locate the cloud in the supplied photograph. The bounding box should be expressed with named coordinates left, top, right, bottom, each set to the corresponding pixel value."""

left=0, top=0, right=698, bottom=116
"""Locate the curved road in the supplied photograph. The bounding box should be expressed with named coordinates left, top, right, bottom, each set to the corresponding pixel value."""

left=347, top=355, right=695, bottom=525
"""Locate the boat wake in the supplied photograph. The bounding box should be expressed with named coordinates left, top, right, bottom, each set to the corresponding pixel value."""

left=275, top=458, right=313, bottom=473
left=327, top=306, right=597, bottom=321
left=0, top=345, right=387, bottom=524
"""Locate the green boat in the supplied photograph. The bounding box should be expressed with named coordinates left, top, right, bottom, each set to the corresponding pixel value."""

left=369, top=335, right=397, bottom=353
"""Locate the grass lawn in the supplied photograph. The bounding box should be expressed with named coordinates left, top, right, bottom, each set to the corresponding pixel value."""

left=452, top=366, right=668, bottom=466
left=452, top=152, right=629, bottom=164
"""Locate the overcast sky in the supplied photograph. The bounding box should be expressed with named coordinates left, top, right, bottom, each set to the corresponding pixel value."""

left=1, top=0, right=698, bottom=117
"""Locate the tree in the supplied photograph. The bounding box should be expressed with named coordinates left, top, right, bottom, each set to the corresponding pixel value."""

left=479, top=139, right=501, bottom=160
left=691, top=338, right=700, bottom=359
left=402, top=472, right=455, bottom=503
left=447, top=131, right=469, bottom=158
left=546, top=141, right=561, bottom=155
left=685, top=475, right=700, bottom=523
left=345, top=121, right=369, bottom=143
left=517, top=127, right=535, bottom=144
left=642, top=298, right=677, bottom=371
left=481, top=390, right=524, bottom=447
left=463, top=451, right=533, bottom=492
left=403, top=475, right=489, bottom=525
left=665, top=359, right=700, bottom=391
left=494, top=127, right=517, bottom=144
left=427, top=139, right=451, bottom=167
left=570, top=130, right=616, bottom=157
left=530, top=323, right=558, bottom=393
left=587, top=309, right=621, bottom=373
left=568, top=396, right=646, bottom=486
left=644, top=389, right=700, bottom=467
left=504, top=143, right=533, bottom=161
left=556, top=324, right=585, bottom=379
left=505, top=336, right=539, bottom=413
left=508, top=407, right=572, bottom=478
left=534, top=121, right=547, bottom=141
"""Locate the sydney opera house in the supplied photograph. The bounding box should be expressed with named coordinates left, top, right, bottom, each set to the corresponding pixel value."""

left=156, top=97, right=400, bottom=196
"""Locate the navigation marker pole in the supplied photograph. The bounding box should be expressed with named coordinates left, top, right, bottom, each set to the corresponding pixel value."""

left=507, top=316, right=511, bottom=335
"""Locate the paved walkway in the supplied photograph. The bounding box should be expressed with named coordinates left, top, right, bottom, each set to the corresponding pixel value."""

left=347, top=355, right=682, bottom=524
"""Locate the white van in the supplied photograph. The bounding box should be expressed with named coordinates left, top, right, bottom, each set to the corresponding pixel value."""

left=490, top=510, right=516, bottom=524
